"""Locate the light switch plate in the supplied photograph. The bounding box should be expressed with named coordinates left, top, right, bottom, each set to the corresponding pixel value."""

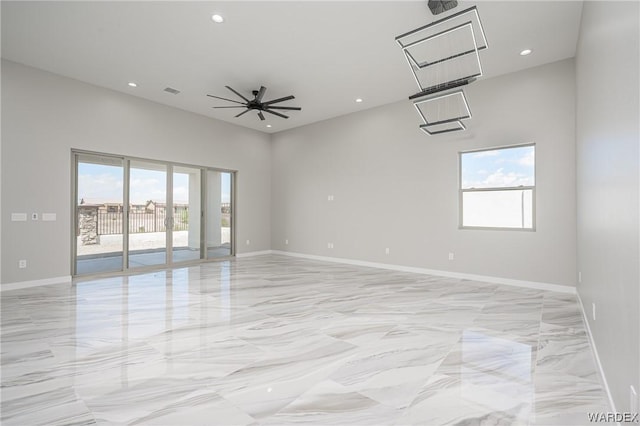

left=11, top=213, right=27, bottom=221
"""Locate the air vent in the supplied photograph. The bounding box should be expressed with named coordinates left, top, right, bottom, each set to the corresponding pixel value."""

left=163, top=87, right=180, bottom=95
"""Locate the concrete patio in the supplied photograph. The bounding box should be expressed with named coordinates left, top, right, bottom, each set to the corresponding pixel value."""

left=76, top=230, right=232, bottom=275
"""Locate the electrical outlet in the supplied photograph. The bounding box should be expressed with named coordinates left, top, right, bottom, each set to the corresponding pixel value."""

left=385, top=248, right=390, bottom=255
left=592, top=303, right=596, bottom=321
left=285, top=239, right=289, bottom=245
left=18, top=260, right=27, bottom=269
left=327, top=195, right=334, bottom=201
left=327, top=242, right=334, bottom=249
left=246, top=239, right=250, bottom=245
left=631, top=385, right=638, bottom=414
left=448, top=252, right=454, bottom=261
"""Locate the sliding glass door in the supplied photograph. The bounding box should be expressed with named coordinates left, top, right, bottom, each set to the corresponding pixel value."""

left=173, top=166, right=202, bottom=263
left=75, top=154, right=124, bottom=275
left=206, top=170, right=232, bottom=259
left=73, top=151, right=233, bottom=276
left=128, top=160, right=168, bottom=269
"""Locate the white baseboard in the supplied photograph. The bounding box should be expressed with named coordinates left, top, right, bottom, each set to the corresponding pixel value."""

left=270, top=250, right=575, bottom=294
left=236, top=250, right=274, bottom=258
left=577, top=293, right=617, bottom=414
left=2, top=252, right=573, bottom=294
left=1, top=275, right=72, bottom=292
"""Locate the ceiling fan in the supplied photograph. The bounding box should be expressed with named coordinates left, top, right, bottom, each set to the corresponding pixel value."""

left=207, top=86, right=301, bottom=121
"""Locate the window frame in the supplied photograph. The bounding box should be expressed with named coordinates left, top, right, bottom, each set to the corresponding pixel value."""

left=458, top=143, right=536, bottom=231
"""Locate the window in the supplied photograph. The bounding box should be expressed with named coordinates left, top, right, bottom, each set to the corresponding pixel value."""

left=460, top=144, right=535, bottom=230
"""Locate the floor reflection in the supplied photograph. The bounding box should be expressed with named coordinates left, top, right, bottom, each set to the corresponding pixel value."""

left=220, top=261, right=231, bottom=321
left=2, top=255, right=608, bottom=425
left=460, top=330, right=533, bottom=419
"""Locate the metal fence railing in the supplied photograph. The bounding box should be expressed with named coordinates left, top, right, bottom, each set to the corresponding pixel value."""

left=96, top=207, right=190, bottom=235
left=79, top=204, right=230, bottom=236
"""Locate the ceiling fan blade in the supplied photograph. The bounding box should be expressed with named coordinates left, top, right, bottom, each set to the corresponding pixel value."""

left=213, top=106, right=247, bottom=108
left=255, top=86, right=267, bottom=102
left=235, top=109, right=251, bottom=118
left=263, top=95, right=295, bottom=106
left=263, top=109, right=289, bottom=119
left=258, top=111, right=265, bottom=121
left=225, top=86, right=250, bottom=102
left=207, top=94, right=246, bottom=105
left=266, top=106, right=302, bottom=111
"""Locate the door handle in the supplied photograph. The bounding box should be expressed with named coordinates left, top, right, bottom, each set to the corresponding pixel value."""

left=165, top=217, right=175, bottom=229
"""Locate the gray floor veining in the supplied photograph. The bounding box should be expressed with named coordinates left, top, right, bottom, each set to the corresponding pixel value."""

left=1, top=254, right=608, bottom=425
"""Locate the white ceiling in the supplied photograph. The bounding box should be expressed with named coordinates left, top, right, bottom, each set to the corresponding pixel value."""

left=1, top=1, right=583, bottom=134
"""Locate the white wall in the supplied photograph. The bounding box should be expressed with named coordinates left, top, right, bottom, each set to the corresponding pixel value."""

left=576, top=1, right=639, bottom=413
left=1, top=59, right=272, bottom=284
left=271, top=59, right=577, bottom=287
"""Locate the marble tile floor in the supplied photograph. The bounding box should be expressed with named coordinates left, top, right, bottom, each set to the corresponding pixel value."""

left=1, top=254, right=609, bottom=425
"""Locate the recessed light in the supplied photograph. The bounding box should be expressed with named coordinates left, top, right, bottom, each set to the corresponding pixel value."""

left=266, top=124, right=272, bottom=128
left=211, top=14, right=224, bottom=23
left=520, top=49, right=532, bottom=56
left=128, top=82, right=137, bottom=87
left=355, top=98, right=363, bottom=103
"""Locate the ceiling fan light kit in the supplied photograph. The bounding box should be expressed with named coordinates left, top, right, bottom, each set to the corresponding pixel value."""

left=396, top=4, right=488, bottom=135
left=208, top=85, right=301, bottom=122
